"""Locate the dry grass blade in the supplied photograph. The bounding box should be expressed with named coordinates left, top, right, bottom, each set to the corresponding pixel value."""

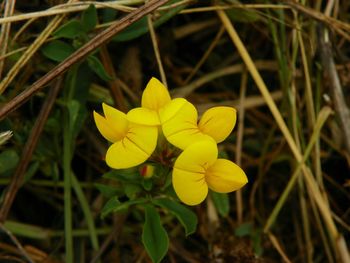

left=217, top=9, right=350, bottom=262
left=0, top=0, right=15, bottom=79
left=0, top=0, right=171, bottom=120
left=0, top=0, right=77, bottom=95
left=319, top=28, right=350, bottom=154
left=264, top=106, right=333, bottom=232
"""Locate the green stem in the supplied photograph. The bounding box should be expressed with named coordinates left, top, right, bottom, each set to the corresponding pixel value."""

left=63, top=113, right=73, bottom=263
left=71, top=172, right=99, bottom=251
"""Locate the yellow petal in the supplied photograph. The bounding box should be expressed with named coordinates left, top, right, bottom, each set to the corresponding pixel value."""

left=159, top=98, right=187, bottom=123
left=198, top=107, right=237, bottom=143
left=174, top=140, right=217, bottom=174
left=141, top=77, right=171, bottom=111
left=106, top=138, right=148, bottom=169
left=206, top=159, right=248, bottom=193
left=126, top=123, right=158, bottom=156
left=172, top=168, right=208, bottom=206
left=93, top=111, right=124, bottom=142
left=102, top=103, right=128, bottom=136
left=162, top=100, right=212, bottom=149
left=127, top=107, right=160, bottom=126
left=106, top=124, right=158, bottom=169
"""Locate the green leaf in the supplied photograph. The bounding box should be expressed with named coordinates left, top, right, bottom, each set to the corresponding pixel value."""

left=113, top=17, right=148, bottom=42
left=102, top=8, right=117, bottom=23
left=101, top=197, right=121, bottom=218
left=124, top=183, right=142, bottom=199
left=87, top=56, right=113, bottom=81
left=142, top=205, right=169, bottom=263
left=53, top=20, right=83, bottom=39
left=235, top=222, right=253, bottom=237
left=142, top=179, right=153, bottom=191
left=101, top=197, right=147, bottom=218
left=252, top=229, right=263, bottom=256
left=103, top=169, right=140, bottom=182
left=153, top=198, right=197, bottom=236
left=0, top=149, right=19, bottom=175
left=95, top=183, right=120, bottom=198
left=211, top=192, right=230, bottom=217
left=82, top=4, right=98, bottom=32
left=42, top=40, right=75, bottom=62
left=4, top=221, right=50, bottom=239
left=24, top=161, right=40, bottom=182
left=114, top=0, right=187, bottom=42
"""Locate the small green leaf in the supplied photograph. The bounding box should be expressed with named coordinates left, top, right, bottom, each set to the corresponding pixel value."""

left=153, top=198, right=197, bottom=236
left=53, top=20, right=83, bottom=39
left=0, top=149, right=19, bottom=175
left=101, top=197, right=121, bottom=218
left=82, top=4, right=97, bottom=32
left=211, top=192, right=230, bottom=217
left=142, top=205, right=169, bottom=263
left=24, top=161, right=40, bottom=182
left=42, top=40, right=75, bottom=62
left=4, top=221, right=50, bottom=239
left=87, top=56, right=113, bottom=81
left=235, top=222, right=253, bottom=237
left=114, top=0, right=187, bottom=42
left=142, top=178, right=153, bottom=191
left=102, top=8, right=117, bottom=23
left=124, top=183, right=142, bottom=199
left=252, top=230, right=263, bottom=256
left=101, top=198, right=147, bottom=218
left=103, top=169, right=140, bottom=182
left=113, top=17, right=148, bottom=42
left=95, top=183, right=120, bottom=198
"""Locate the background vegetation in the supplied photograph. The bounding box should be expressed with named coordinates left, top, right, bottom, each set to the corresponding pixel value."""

left=0, top=0, right=349, bottom=262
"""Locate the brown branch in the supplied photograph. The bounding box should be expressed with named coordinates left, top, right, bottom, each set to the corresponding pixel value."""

left=0, top=0, right=170, bottom=120
left=0, top=78, right=63, bottom=223
left=99, top=45, right=128, bottom=112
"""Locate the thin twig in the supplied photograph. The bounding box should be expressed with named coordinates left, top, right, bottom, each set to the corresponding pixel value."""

left=0, top=223, right=34, bottom=263
left=184, top=26, right=225, bottom=84
left=90, top=213, right=127, bottom=263
left=0, top=0, right=171, bottom=120
left=99, top=45, right=128, bottom=112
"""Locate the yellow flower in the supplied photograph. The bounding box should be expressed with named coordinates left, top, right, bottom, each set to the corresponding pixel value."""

left=172, top=140, right=248, bottom=206
left=93, top=103, right=157, bottom=169
left=126, top=77, right=170, bottom=125
left=162, top=100, right=237, bottom=149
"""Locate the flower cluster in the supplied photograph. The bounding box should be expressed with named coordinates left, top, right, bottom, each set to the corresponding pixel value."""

left=94, top=77, right=248, bottom=205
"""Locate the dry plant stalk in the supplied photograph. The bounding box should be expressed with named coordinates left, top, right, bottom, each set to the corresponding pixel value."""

left=217, top=9, right=350, bottom=263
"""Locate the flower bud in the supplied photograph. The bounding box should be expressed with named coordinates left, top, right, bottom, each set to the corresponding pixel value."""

left=140, top=164, right=155, bottom=179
